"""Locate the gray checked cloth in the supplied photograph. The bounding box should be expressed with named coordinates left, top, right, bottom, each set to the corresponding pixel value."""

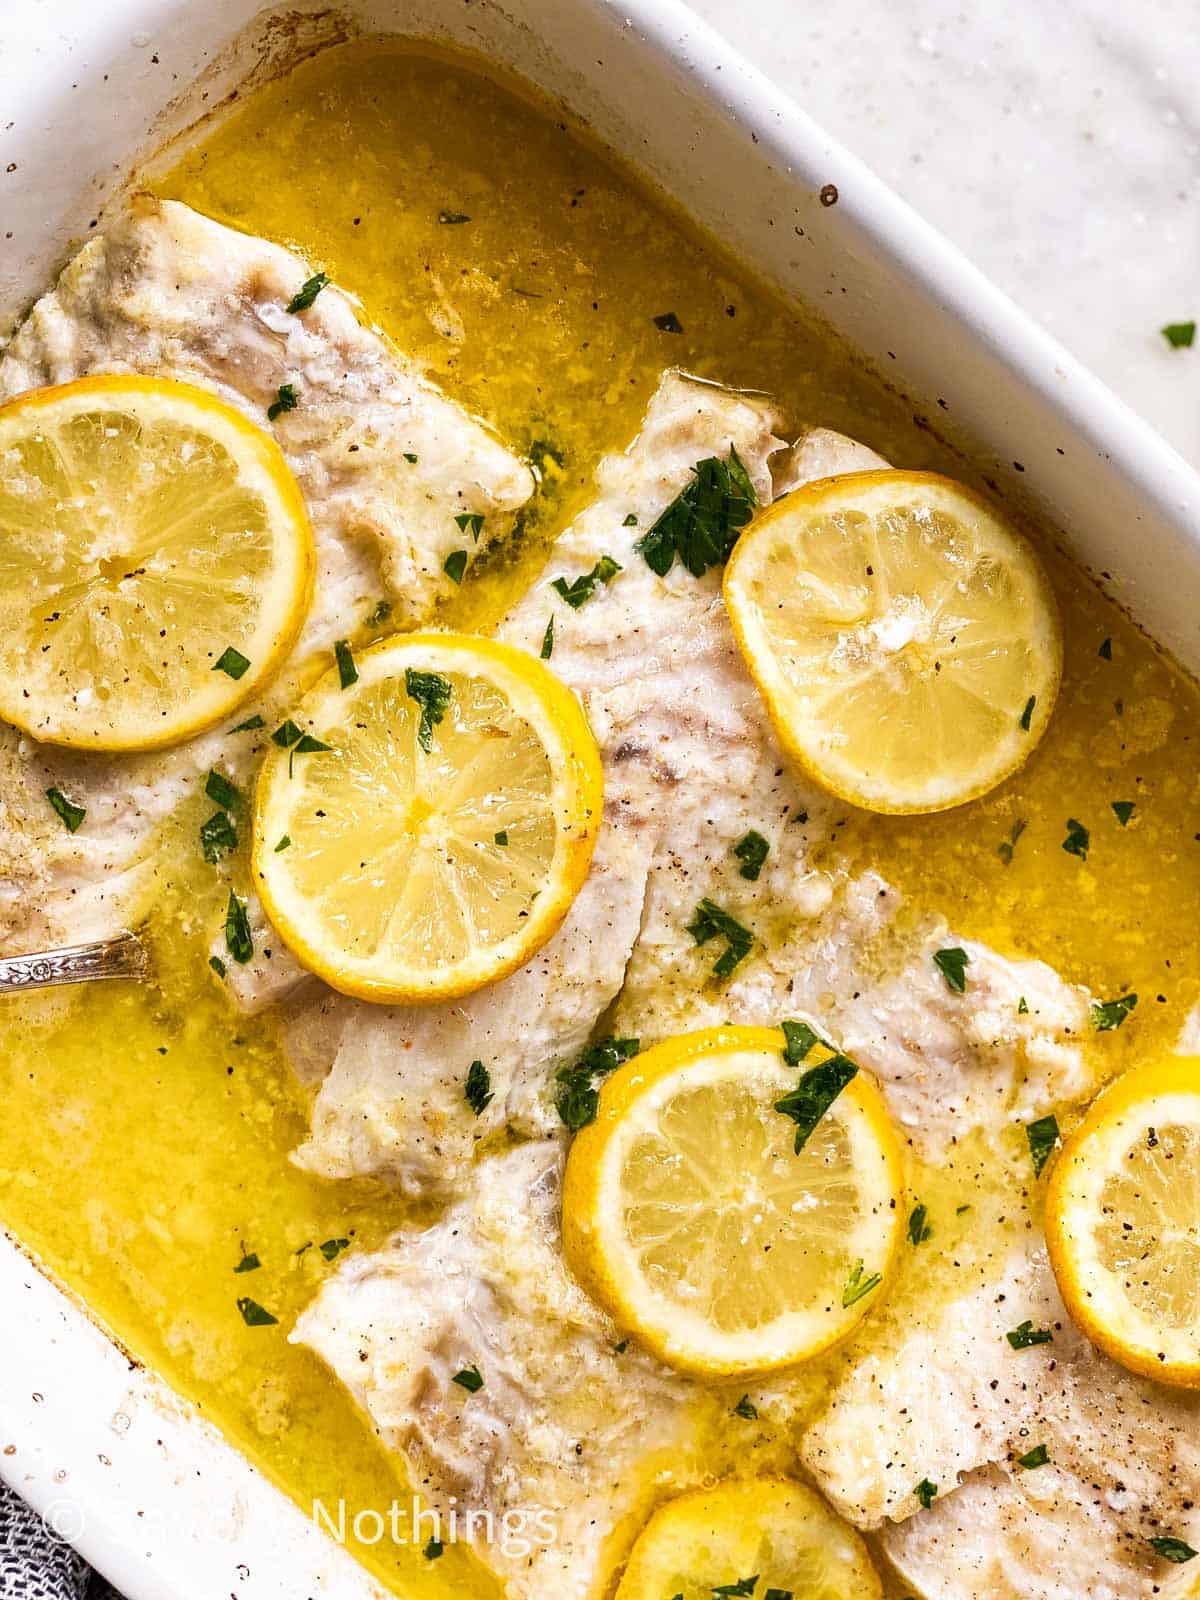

left=0, top=1481, right=122, bottom=1600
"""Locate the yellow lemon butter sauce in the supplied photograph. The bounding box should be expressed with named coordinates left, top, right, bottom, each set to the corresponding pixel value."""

left=0, top=37, right=1198, bottom=1598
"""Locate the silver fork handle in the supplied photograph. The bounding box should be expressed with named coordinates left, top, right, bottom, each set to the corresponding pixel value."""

left=0, top=931, right=148, bottom=993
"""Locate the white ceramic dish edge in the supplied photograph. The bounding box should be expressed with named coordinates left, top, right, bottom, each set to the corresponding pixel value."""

left=2, top=2, right=1200, bottom=1598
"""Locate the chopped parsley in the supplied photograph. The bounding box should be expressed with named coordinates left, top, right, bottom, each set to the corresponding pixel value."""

left=205, top=769, right=242, bottom=811
left=267, top=383, right=298, bottom=421
left=45, top=787, right=85, bottom=833
left=653, top=311, right=683, bottom=333
left=452, top=1365, right=484, bottom=1393
left=540, top=616, right=554, bottom=659
left=1016, top=1443, right=1050, bottom=1469
left=842, top=1259, right=881, bottom=1308
left=711, top=1581, right=757, bottom=1599
left=1098, top=636, right=1113, bottom=660
left=1062, top=817, right=1090, bottom=859
left=552, top=554, right=621, bottom=608
left=556, top=1037, right=640, bottom=1131
left=1161, top=321, right=1196, bottom=350
left=272, top=718, right=304, bottom=747
left=319, top=1237, right=350, bottom=1261
left=200, top=809, right=238, bottom=863
left=423, top=1538, right=444, bottom=1561
left=780, top=1019, right=822, bottom=1066
left=1019, top=695, right=1036, bottom=731
left=232, top=713, right=265, bottom=731
left=1026, top=1114, right=1060, bottom=1177
left=914, top=1479, right=938, bottom=1511
left=403, top=452, right=419, bottom=464
left=334, top=639, right=358, bottom=688
left=213, top=645, right=251, bottom=680
left=1091, top=993, right=1137, bottom=1031
left=622, top=513, right=638, bottom=526
left=1006, top=1319, right=1053, bottom=1349
left=405, top=668, right=453, bottom=752
left=465, top=1059, right=493, bottom=1116
left=236, top=1296, right=278, bottom=1327
left=274, top=835, right=292, bottom=853
left=774, top=1054, right=858, bottom=1154
left=1112, top=800, right=1135, bottom=826
left=763, top=1592, right=793, bottom=1600
left=455, top=511, right=485, bottom=542
left=732, top=1394, right=758, bottom=1420
left=368, top=599, right=392, bottom=627
left=733, top=829, right=770, bottom=881
left=636, top=447, right=756, bottom=578
left=997, top=818, right=1026, bottom=865
left=271, top=718, right=333, bottom=775
left=494, top=830, right=508, bottom=846
left=1018, top=996, right=1029, bottom=1014
left=686, top=898, right=754, bottom=978
left=225, top=891, right=254, bottom=965
left=933, top=946, right=969, bottom=994
left=907, top=1202, right=932, bottom=1246
left=443, top=549, right=468, bottom=585
left=438, top=209, right=471, bottom=225
left=1149, top=1536, right=1198, bottom=1563
left=234, top=1252, right=260, bottom=1274
left=209, top=955, right=227, bottom=979
left=286, top=272, right=330, bottom=313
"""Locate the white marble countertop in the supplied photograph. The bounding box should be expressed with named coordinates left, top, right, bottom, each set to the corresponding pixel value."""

left=691, top=0, right=1200, bottom=468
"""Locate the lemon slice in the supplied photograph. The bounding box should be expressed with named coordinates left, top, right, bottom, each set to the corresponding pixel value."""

left=614, top=1478, right=882, bottom=1600
left=0, top=375, right=313, bottom=749
left=562, top=1026, right=904, bottom=1376
left=252, top=632, right=602, bottom=1003
left=723, top=470, right=1062, bottom=813
left=1045, top=1057, right=1200, bottom=1387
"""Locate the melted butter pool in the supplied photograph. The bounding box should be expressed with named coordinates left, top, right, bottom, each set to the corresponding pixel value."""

left=1, top=36, right=1199, bottom=1599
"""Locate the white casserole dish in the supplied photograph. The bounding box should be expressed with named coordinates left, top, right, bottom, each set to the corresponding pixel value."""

left=2, top=2, right=1199, bottom=1597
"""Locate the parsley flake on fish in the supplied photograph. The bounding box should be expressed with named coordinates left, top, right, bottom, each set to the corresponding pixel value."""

left=274, top=834, right=291, bottom=853
left=200, top=809, right=238, bottom=863
left=455, top=512, right=485, bottom=542
left=334, top=639, right=358, bottom=688
left=907, top=1202, right=932, bottom=1246
left=443, top=549, right=468, bottom=585
left=45, top=787, right=85, bottom=833
left=556, top=1037, right=640, bottom=1131
left=1098, top=636, right=1113, bottom=660
left=1017, top=1443, right=1050, bottom=1469
left=1112, top=800, right=1135, bottom=826
left=733, top=829, right=770, bottom=881
left=205, top=769, right=242, bottom=812
left=267, top=383, right=298, bottom=421
left=732, top=1394, right=758, bottom=1419
left=774, top=1053, right=858, bottom=1153
left=1161, top=321, right=1196, bottom=349
left=636, top=447, right=756, bottom=578
left=1150, top=1536, right=1198, bottom=1563
left=225, top=891, right=254, bottom=965
left=1026, top=1114, right=1060, bottom=1177
left=236, top=1296, right=278, bottom=1327
left=842, top=1260, right=881, bottom=1307
left=1062, top=817, right=1090, bottom=859
left=1019, top=695, right=1036, bottom=731
left=465, top=1059, right=493, bottom=1116
left=540, top=616, right=554, bottom=658
left=234, top=1251, right=260, bottom=1274
left=653, top=311, right=683, bottom=333
left=452, top=1365, right=484, bottom=1393
left=232, top=713, right=265, bottom=731
left=208, top=955, right=227, bottom=979
left=552, top=555, right=622, bottom=609
left=494, top=830, right=508, bottom=846
left=780, top=1019, right=822, bottom=1066
left=933, top=946, right=969, bottom=993
left=1091, top=993, right=1137, bottom=1031
left=213, top=645, right=251, bottom=680
left=711, top=1581, right=757, bottom=1599
left=686, top=898, right=754, bottom=978
left=1006, top=1319, right=1053, bottom=1349
left=405, top=668, right=453, bottom=752
left=914, top=1479, right=938, bottom=1510
left=423, top=1538, right=444, bottom=1560
left=997, top=818, right=1026, bottom=865
left=286, top=271, right=330, bottom=313
left=319, top=1237, right=350, bottom=1261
